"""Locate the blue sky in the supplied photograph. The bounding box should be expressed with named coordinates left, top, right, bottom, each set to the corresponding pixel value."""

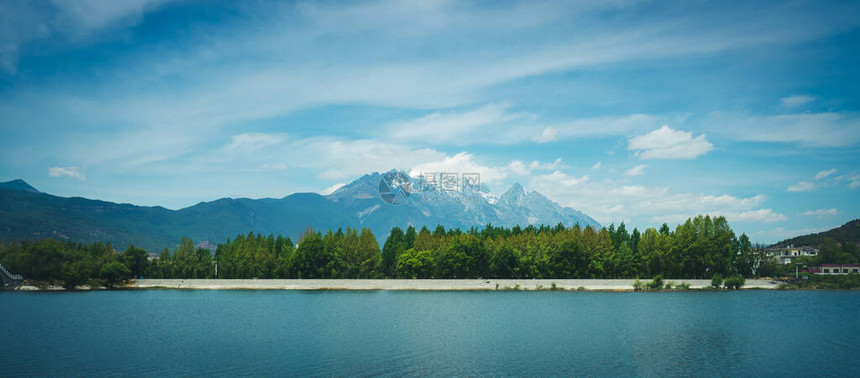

left=1, top=0, right=859, bottom=243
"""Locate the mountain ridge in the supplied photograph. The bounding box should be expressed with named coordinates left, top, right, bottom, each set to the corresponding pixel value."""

left=0, top=179, right=40, bottom=193
left=0, top=173, right=601, bottom=251
left=773, top=219, right=860, bottom=248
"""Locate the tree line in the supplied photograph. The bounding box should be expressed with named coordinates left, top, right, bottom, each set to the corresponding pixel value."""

left=3, top=215, right=828, bottom=287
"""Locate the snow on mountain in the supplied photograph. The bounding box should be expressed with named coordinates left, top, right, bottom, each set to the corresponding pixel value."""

left=325, top=171, right=601, bottom=234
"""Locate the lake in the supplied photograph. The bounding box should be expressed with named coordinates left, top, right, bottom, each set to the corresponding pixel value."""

left=1, top=290, right=857, bottom=376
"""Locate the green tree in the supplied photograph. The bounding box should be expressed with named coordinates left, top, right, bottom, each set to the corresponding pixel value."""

left=548, top=237, right=584, bottom=278
left=293, top=232, right=332, bottom=278
left=123, top=245, right=148, bottom=278
left=61, top=259, right=91, bottom=289
left=356, top=228, right=381, bottom=278
left=437, top=239, right=470, bottom=278
left=396, top=249, right=435, bottom=278
left=381, top=227, right=405, bottom=278
left=490, top=244, right=520, bottom=278
left=157, top=247, right=172, bottom=278
left=274, top=235, right=294, bottom=278
left=173, top=237, right=195, bottom=278
left=100, top=261, right=131, bottom=287
left=404, top=225, right=417, bottom=250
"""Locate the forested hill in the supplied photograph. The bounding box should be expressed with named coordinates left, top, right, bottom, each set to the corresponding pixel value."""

left=0, top=183, right=355, bottom=251
left=774, top=219, right=860, bottom=247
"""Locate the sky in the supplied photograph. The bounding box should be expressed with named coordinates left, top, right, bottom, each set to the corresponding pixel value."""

left=1, top=0, right=859, bottom=244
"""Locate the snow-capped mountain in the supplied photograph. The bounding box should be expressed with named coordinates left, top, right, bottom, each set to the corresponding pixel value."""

left=327, top=170, right=601, bottom=234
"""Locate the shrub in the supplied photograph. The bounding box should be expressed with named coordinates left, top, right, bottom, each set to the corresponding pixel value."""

left=810, top=274, right=860, bottom=290
left=633, top=278, right=643, bottom=292
left=551, top=282, right=560, bottom=291
left=711, top=273, right=723, bottom=289
left=665, top=281, right=676, bottom=290
left=724, top=275, right=746, bottom=290
left=839, top=274, right=860, bottom=289
left=646, top=275, right=664, bottom=290
left=677, top=282, right=691, bottom=290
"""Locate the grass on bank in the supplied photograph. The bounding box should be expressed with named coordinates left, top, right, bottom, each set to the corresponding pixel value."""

left=775, top=274, right=860, bottom=290
left=633, top=274, right=745, bottom=291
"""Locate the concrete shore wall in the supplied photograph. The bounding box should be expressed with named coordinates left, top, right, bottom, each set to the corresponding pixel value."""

left=131, top=278, right=780, bottom=291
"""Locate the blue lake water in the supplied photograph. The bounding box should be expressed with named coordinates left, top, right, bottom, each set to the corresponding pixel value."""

left=1, top=290, right=858, bottom=376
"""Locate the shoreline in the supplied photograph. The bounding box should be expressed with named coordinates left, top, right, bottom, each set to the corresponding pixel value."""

left=106, top=278, right=784, bottom=291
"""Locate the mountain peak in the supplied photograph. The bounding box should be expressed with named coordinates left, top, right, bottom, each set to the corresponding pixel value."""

left=502, top=183, right=526, bottom=200
left=0, top=179, right=40, bottom=193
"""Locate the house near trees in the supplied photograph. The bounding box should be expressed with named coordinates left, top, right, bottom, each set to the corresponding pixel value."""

left=806, top=264, right=860, bottom=275
left=766, top=245, right=819, bottom=264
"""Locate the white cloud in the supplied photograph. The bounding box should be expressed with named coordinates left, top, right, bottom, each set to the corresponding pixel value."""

left=734, top=209, right=787, bottom=223
left=591, top=162, right=601, bottom=170
left=835, top=171, right=860, bottom=190
left=551, top=114, right=663, bottom=140
left=228, top=133, right=284, bottom=152
left=532, top=127, right=558, bottom=143
left=319, top=183, right=346, bottom=195
left=387, top=103, right=532, bottom=145
left=814, top=168, right=837, bottom=180
left=628, top=125, right=713, bottom=160
left=47, top=166, right=86, bottom=181
left=532, top=159, right=562, bottom=171
left=0, top=0, right=176, bottom=74
left=780, top=95, right=815, bottom=108
left=507, top=160, right=531, bottom=176
left=623, top=164, right=647, bottom=177
left=408, top=152, right=558, bottom=184
left=787, top=181, right=815, bottom=192
left=785, top=169, right=853, bottom=192
left=530, top=167, right=785, bottom=226
left=705, top=112, right=860, bottom=147
left=410, top=151, right=514, bottom=183
left=802, top=208, right=838, bottom=217
left=296, top=138, right=447, bottom=181
left=261, top=163, right=287, bottom=170
left=534, top=170, right=590, bottom=188
left=507, top=158, right=562, bottom=176
left=384, top=108, right=664, bottom=146
left=290, top=142, right=556, bottom=185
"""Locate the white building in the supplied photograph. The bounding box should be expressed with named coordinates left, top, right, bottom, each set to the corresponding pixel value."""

left=765, top=245, right=819, bottom=264
left=818, top=264, right=860, bottom=275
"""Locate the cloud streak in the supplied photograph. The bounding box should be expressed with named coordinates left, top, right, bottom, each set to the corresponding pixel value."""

left=787, top=182, right=815, bottom=192
left=623, top=165, right=647, bottom=177
left=47, top=166, right=86, bottom=181
left=802, top=208, right=838, bottom=217
left=780, top=95, right=815, bottom=108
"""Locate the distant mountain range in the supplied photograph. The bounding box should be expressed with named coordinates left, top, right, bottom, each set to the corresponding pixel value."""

left=0, top=171, right=600, bottom=251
